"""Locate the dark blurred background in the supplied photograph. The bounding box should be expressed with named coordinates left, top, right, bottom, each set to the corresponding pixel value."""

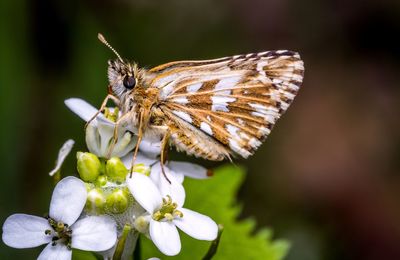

left=1, top=0, right=400, bottom=259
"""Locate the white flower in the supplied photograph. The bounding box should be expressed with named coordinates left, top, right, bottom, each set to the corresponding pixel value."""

left=65, top=98, right=136, bottom=158
left=2, top=177, right=117, bottom=260
left=126, top=173, right=218, bottom=256
left=121, top=149, right=158, bottom=169
left=49, top=139, right=75, bottom=176
left=156, top=160, right=212, bottom=182
left=121, top=152, right=211, bottom=206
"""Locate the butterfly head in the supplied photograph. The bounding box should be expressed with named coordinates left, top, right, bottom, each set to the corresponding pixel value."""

left=107, top=59, right=138, bottom=98
left=98, top=33, right=139, bottom=99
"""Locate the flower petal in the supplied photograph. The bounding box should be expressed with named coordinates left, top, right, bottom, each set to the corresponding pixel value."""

left=149, top=220, right=181, bottom=256
left=37, top=243, right=71, bottom=260
left=150, top=163, right=186, bottom=207
left=153, top=163, right=184, bottom=184
left=49, top=176, right=87, bottom=225
left=49, top=139, right=75, bottom=176
left=71, top=216, right=117, bottom=251
left=112, top=131, right=137, bottom=158
left=85, top=123, right=101, bottom=156
left=126, top=173, right=162, bottom=213
left=139, top=139, right=161, bottom=158
left=168, top=161, right=210, bottom=179
left=2, top=214, right=51, bottom=248
left=96, top=121, right=115, bottom=157
left=121, top=152, right=157, bottom=169
left=65, top=98, right=106, bottom=122
left=173, top=208, right=218, bottom=241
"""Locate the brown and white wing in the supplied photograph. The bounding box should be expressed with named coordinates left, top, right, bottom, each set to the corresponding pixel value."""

left=149, top=50, right=304, bottom=160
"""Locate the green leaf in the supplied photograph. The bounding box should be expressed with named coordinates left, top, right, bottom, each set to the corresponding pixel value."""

left=72, top=249, right=99, bottom=260
left=141, top=164, right=290, bottom=260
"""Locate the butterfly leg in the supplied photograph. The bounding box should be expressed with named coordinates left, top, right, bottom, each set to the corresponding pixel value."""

left=129, top=110, right=144, bottom=176
left=85, top=93, right=120, bottom=130
left=106, top=112, right=131, bottom=158
left=160, top=132, right=171, bottom=184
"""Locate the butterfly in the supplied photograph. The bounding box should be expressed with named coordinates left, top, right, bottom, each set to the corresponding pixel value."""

left=93, top=34, right=304, bottom=170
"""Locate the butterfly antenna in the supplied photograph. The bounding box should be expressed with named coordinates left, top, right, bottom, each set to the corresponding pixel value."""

left=98, top=33, right=124, bottom=63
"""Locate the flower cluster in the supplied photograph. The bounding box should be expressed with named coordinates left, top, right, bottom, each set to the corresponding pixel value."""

left=2, top=98, right=218, bottom=259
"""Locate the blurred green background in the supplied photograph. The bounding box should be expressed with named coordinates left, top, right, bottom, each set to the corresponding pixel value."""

left=1, top=0, right=400, bottom=259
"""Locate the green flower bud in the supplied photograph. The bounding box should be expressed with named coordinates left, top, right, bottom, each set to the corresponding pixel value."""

left=76, top=152, right=101, bottom=182
left=134, top=216, right=149, bottom=233
left=105, top=157, right=128, bottom=182
left=85, top=188, right=106, bottom=214
left=132, top=163, right=151, bottom=176
left=105, top=188, right=129, bottom=214
left=95, top=175, right=108, bottom=187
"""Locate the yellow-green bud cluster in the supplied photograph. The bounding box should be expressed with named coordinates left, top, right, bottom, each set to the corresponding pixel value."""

left=105, top=188, right=130, bottom=214
left=77, top=152, right=151, bottom=215
left=105, top=157, right=128, bottom=183
left=77, top=152, right=133, bottom=184
left=76, top=152, right=102, bottom=182
left=152, top=195, right=183, bottom=221
left=86, top=188, right=106, bottom=214
left=84, top=184, right=131, bottom=215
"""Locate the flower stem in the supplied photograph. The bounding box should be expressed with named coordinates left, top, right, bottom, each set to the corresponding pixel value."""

left=53, top=171, right=61, bottom=185
left=113, top=224, right=132, bottom=260
left=202, top=224, right=224, bottom=260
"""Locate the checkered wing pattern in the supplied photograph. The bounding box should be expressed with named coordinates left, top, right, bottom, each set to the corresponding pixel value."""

left=149, top=51, right=304, bottom=160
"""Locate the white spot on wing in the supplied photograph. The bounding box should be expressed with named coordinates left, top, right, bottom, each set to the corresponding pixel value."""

left=239, top=132, right=250, bottom=140
left=237, top=118, right=245, bottom=126
left=249, top=103, right=268, bottom=112
left=211, top=104, right=229, bottom=112
left=265, top=114, right=276, bottom=123
left=258, top=126, right=271, bottom=135
left=187, top=82, right=202, bottom=93
left=171, top=96, right=189, bottom=104
left=200, top=122, right=213, bottom=136
left=214, top=76, right=242, bottom=90
left=292, top=74, right=303, bottom=81
left=294, top=62, right=304, bottom=70
left=272, top=78, right=283, bottom=84
left=229, top=139, right=251, bottom=158
left=212, top=96, right=236, bottom=103
left=226, top=124, right=240, bottom=137
left=281, top=91, right=295, bottom=100
left=160, top=82, right=175, bottom=99
left=251, top=111, right=277, bottom=123
left=248, top=138, right=262, bottom=148
left=276, top=50, right=288, bottom=54
left=288, top=83, right=300, bottom=90
left=217, top=89, right=231, bottom=95
left=251, top=111, right=264, bottom=117
left=281, top=102, right=289, bottom=110
left=256, top=61, right=268, bottom=77
left=211, top=96, right=236, bottom=112
left=172, top=110, right=192, bottom=123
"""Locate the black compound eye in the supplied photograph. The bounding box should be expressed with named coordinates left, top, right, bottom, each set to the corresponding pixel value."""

left=123, top=75, right=136, bottom=89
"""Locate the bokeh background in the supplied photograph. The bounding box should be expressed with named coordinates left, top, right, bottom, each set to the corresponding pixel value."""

left=1, top=0, right=400, bottom=259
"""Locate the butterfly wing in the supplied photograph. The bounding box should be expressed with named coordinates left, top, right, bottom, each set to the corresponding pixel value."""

left=149, top=51, right=304, bottom=160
